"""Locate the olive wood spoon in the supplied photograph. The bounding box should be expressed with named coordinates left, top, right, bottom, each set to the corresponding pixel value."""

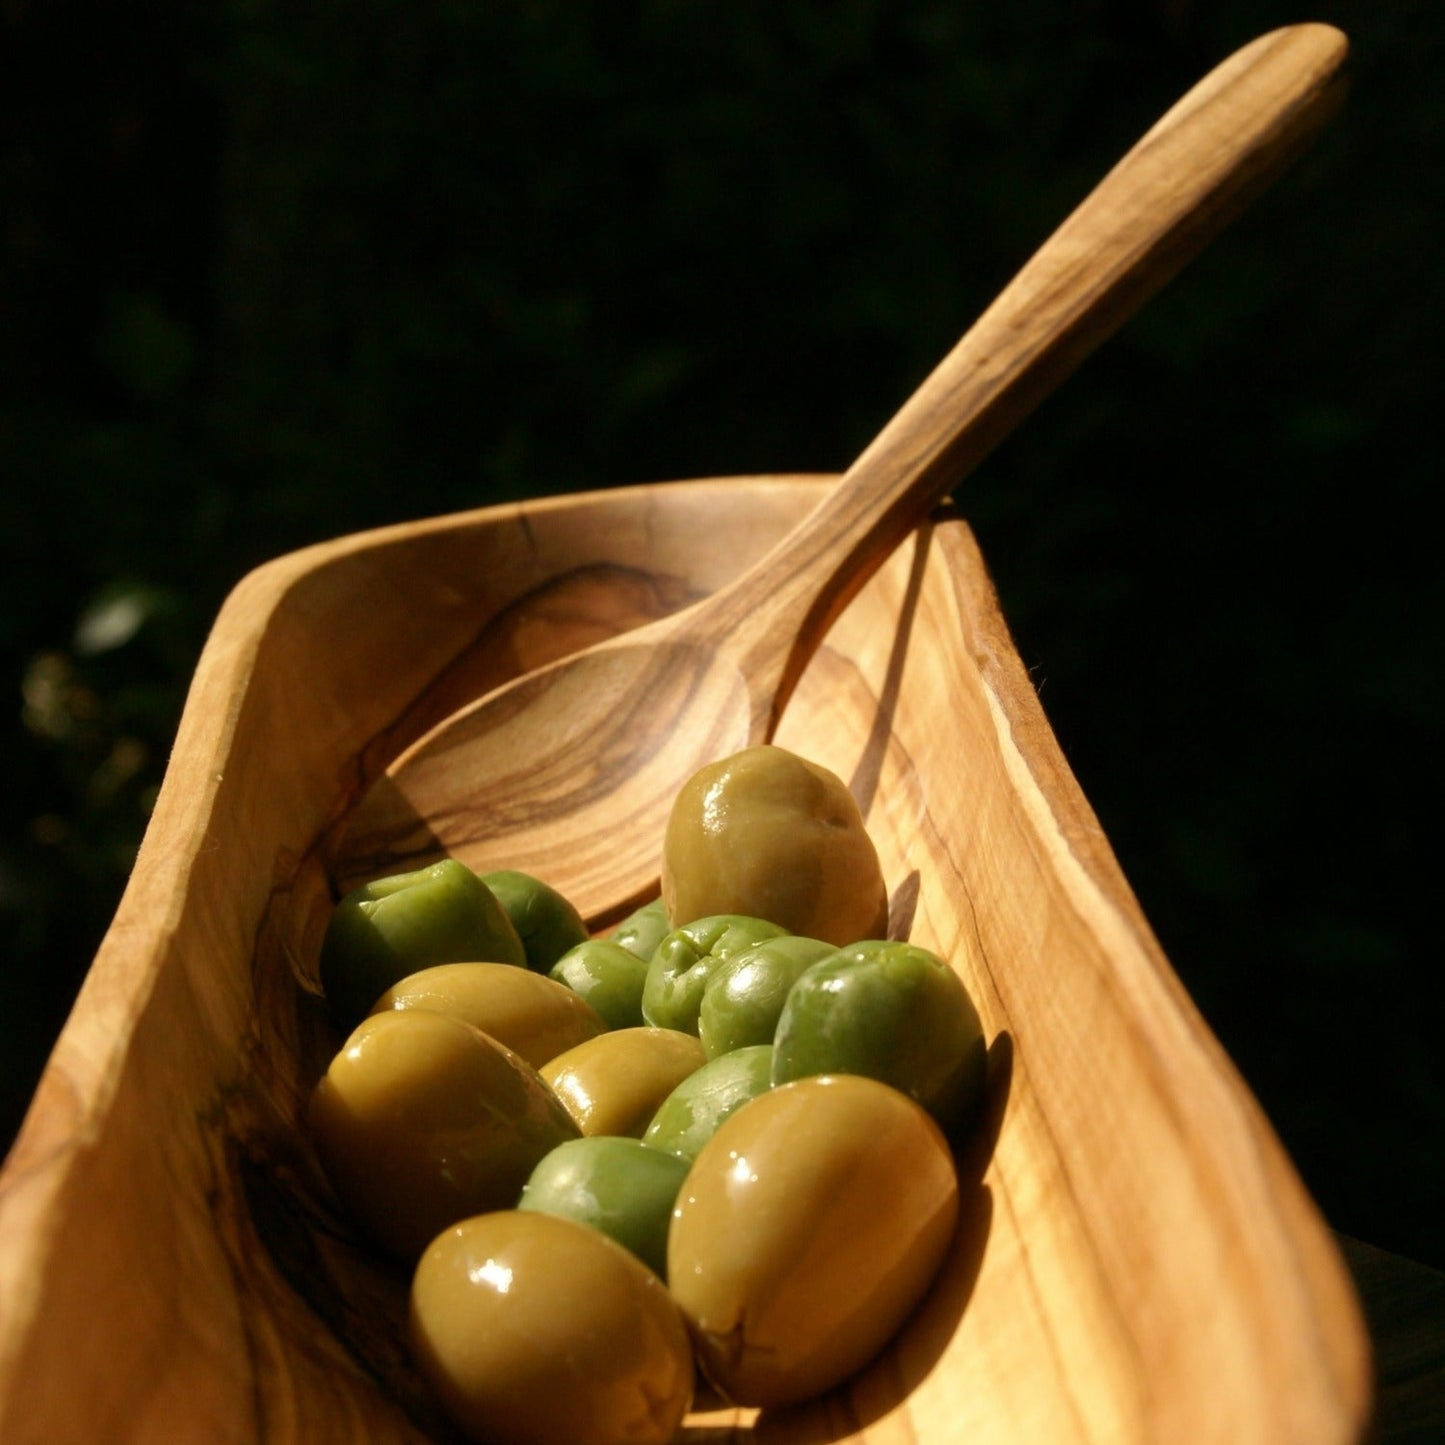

left=331, top=23, right=1348, bottom=925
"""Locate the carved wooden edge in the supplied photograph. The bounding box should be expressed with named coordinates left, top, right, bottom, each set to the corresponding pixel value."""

left=0, top=476, right=1378, bottom=1441
left=927, top=513, right=1375, bottom=1441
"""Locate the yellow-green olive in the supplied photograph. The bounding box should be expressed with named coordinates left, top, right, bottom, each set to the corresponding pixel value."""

left=641, top=1043, right=774, bottom=1162
left=539, top=1027, right=707, bottom=1138
left=641, top=914, right=788, bottom=1036
left=549, top=938, right=651, bottom=1031
left=411, top=1210, right=694, bottom=1445
left=772, top=939, right=988, bottom=1138
left=696, top=933, right=835, bottom=1059
left=307, top=1009, right=579, bottom=1261
left=518, top=1136, right=691, bottom=1278
left=319, top=858, right=527, bottom=1032
left=668, top=1073, right=959, bottom=1408
left=371, top=961, right=606, bottom=1070
left=661, top=744, right=890, bottom=945
left=481, top=868, right=589, bottom=973
left=608, top=895, right=672, bottom=961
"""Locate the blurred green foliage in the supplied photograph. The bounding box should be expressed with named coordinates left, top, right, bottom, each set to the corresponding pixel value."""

left=2, top=1, right=1441, bottom=1267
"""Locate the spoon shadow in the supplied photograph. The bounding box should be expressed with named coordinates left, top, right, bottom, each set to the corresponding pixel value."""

left=847, top=510, right=939, bottom=824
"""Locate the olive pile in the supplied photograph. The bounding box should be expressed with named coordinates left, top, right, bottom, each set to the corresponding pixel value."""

left=308, top=744, right=988, bottom=1445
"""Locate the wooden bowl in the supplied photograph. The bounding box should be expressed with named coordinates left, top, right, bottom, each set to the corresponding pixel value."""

left=0, top=475, right=1373, bottom=1443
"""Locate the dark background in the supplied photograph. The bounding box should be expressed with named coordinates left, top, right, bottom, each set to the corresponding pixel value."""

left=3, top=2, right=1440, bottom=1272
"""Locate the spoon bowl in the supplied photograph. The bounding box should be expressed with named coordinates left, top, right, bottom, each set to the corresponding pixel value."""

left=331, top=23, right=1349, bottom=922
left=334, top=635, right=757, bottom=922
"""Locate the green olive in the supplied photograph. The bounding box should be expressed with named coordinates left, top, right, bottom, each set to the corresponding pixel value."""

left=371, top=961, right=606, bottom=1070
left=411, top=1210, right=694, bottom=1445
left=641, top=914, right=788, bottom=1036
left=306, top=1009, right=579, bottom=1261
left=608, top=895, right=672, bottom=961
left=548, top=939, right=650, bottom=1031
left=518, top=1135, right=691, bottom=1278
left=482, top=868, right=589, bottom=973
left=319, top=858, right=526, bottom=1032
left=668, top=1074, right=959, bottom=1408
left=771, top=939, right=987, bottom=1136
left=696, top=933, right=835, bottom=1059
left=539, top=1026, right=708, bottom=1138
left=661, top=744, right=890, bottom=945
left=641, top=1044, right=774, bottom=1162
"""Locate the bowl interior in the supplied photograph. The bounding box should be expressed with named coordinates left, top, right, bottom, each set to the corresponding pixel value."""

left=0, top=476, right=1371, bottom=1444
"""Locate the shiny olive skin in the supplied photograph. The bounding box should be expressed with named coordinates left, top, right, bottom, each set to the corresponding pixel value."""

left=668, top=1074, right=959, bottom=1408
left=518, top=1135, right=691, bottom=1278
left=539, top=1026, right=707, bottom=1138
left=319, top=858, right=526, bottom=1032
left=411, top=1210, right=694, bottom=1445
left=482, top=868, right=589, bottom=973
left=697, top=933, right=835, bottom=1060
left=642, top=1044, right=774, bottom=1163
left=549, top=939, right=651, bottom=1031
left=771, top=939, right=987, bottom=1137
left=371, top=961, right=606, bottom=1070
left=307, top=1009, right=579, bottom=1261
left=608, top=896, right=672, bottom=961
left=641, top=914, right=787, bottom=1036
left=662, top=744, right=890, bottom=946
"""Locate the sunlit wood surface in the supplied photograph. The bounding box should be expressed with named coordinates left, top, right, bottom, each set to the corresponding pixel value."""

left=0, top=474, right=1372, bottom=1442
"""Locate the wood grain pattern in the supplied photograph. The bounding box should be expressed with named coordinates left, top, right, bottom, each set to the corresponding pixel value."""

left=0, top=475, right=1372, bottom=1442
left=330, top=24, right=1350, bottom=926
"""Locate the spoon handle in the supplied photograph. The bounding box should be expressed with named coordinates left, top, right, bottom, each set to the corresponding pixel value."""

left=702, top=22, right=1348, bottom=722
